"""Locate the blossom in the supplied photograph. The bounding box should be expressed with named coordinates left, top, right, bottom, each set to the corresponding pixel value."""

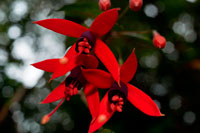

left=99, top=0, right=111, bottom=11
left=82, top=49, right=164, bottom=133
left=33, top=9, right=120, bottom=83
left=40, top=66, right=100, bottom=124
left=153, top=31, right=166, bottom=49
left=129, top=0, right=143, bottom=11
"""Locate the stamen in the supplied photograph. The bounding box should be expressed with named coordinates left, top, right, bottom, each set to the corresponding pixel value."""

left=112, top=95, right=119, bottom=101
left=41, top=98, right=65, bottom=124
left=110, top=94, right=124, bottom=112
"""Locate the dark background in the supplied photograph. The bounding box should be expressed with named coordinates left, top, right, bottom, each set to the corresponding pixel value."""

left=0, top=0, right=200, bottom=132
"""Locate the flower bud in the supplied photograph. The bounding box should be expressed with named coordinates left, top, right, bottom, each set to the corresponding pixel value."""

left=99, top=0, right=111, bottom=11
left=129, top=0, right=143, bottom=11
left=153, top=31, right=166, bottom=49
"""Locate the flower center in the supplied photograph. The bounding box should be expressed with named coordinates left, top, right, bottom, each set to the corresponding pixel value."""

left=64, top=79, right=81, bottom=101
left=75, top=31, right=96, bottom=54
left=108, top=82, right=128, bottom=112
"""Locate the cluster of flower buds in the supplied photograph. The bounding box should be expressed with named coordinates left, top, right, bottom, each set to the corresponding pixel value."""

left=32, top=9, right=164, bottom=133
left=99, top=0, right=143, bottom=11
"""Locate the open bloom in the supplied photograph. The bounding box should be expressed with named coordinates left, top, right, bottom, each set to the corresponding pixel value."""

left=82, top=49, right=164, bottom=133
left=33, top=9, right=120, bottom=83
left=38, top=57, right=100, bottom=124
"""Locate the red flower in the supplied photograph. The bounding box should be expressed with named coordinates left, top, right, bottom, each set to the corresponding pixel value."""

left=40, top=66, right=100, bottom=125
left=129, top=0, right=143, bottom=12
left=32, top=53, right=100, bottom=124
left=33, top=9, right=120, bottom=83
left=82, top=49, right=164, bottom=133
left=153, top=31, right=166, bottom=49
left=99, top=0, right=111, bottom=11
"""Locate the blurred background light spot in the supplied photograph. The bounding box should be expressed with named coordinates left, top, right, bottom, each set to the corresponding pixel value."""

left=0, top=48, right=8, bottom=66
left=8, top=25, right=22, bottom=39
left=11, top=0, right=28, bottom=18
left=169, top=95, right=182, bottom=110
left=183, top=111, right=196, bottom=124
left=5, top=63, right=44, bottom=88
left=12, top=110, right=24, bottom=124
left=186, top=0, right=197, bottom=3
left=172, top=13, right=197, bottom=43
left=11, top=36, right=34, bottom=61
left=140, top=54, right=159, bottom=69
left=1, top=86, right=14, bottom=98
left=84, top=18, right=93, bottom=27
left=144, top=4, right=158, bottom=18
left=151, top=83, right=168, bottom=96
left=184, top=30, right=197, bottom=42
left=162, top=41, right=175, bottom=54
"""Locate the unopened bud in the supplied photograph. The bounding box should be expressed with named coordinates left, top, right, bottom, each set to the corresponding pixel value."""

left=153, top=31, right=166, bottom=49
left=99, top=0, right=111, bottom=11
left=129, top=0, right=143, bottom=12
left=41, top=115, right=50, bottom=125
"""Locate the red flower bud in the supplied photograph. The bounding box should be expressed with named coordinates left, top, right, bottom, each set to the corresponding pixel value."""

left=153, top=31, right=166, bottom=49
left=129, top=0, right=143, bottom=11
left=99, top=0, right=111, bottom=11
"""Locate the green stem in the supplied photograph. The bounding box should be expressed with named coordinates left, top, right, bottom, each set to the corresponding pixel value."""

left=118, top=5, right=129, bottom=20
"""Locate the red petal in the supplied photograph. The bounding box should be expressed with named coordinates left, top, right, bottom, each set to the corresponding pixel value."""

left=64, top=43, right=77, bottom=59
left=31, top=59, right=59, bottom=72
left=79, top=55, right=99, bottom=69
left=82, top=69, right=113, bottom=89
left=88, top=92, right=115, bottom=133
left=50, top=54, right=99, bottom=81
left=127, top=84, right=163, bottom=116
left=89, top=8, right=119, bottom=37
left=34, top=19, right=88, bottom=38
left=120, top=49, right=137, bottom=83
left=94, top=39, right=120, bottom=83
left=84, top=83, right=100, bottom=119
left=41, top=81, right=65, bottom=104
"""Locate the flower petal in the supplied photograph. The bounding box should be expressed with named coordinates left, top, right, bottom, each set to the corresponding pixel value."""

left=64, top=43, right=77, bottom=59
left=79, top=55, right=99, bottom=69
left=50, top=54, right=99, bottom=81
left=89, top=8, right=119, bottom=37
left=82, top=69, right=113, bottom=89
left=84, top=83, right=100, bottom=119
left=94, top=39, right=120, bottom=83
left=31, top=59, right=59, bottom=73
left=34, top=19, right=88, bottom=38
left=127, top=84, right=163, bottom=116
left=120, top=49, right=137, bottom=83
left=41, top=81, right=65, bottom=104
left=88, top=92, right=115, bottom=133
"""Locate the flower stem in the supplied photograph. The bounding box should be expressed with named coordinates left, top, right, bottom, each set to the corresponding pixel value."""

left=118, top=5, right=129, bottom=20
